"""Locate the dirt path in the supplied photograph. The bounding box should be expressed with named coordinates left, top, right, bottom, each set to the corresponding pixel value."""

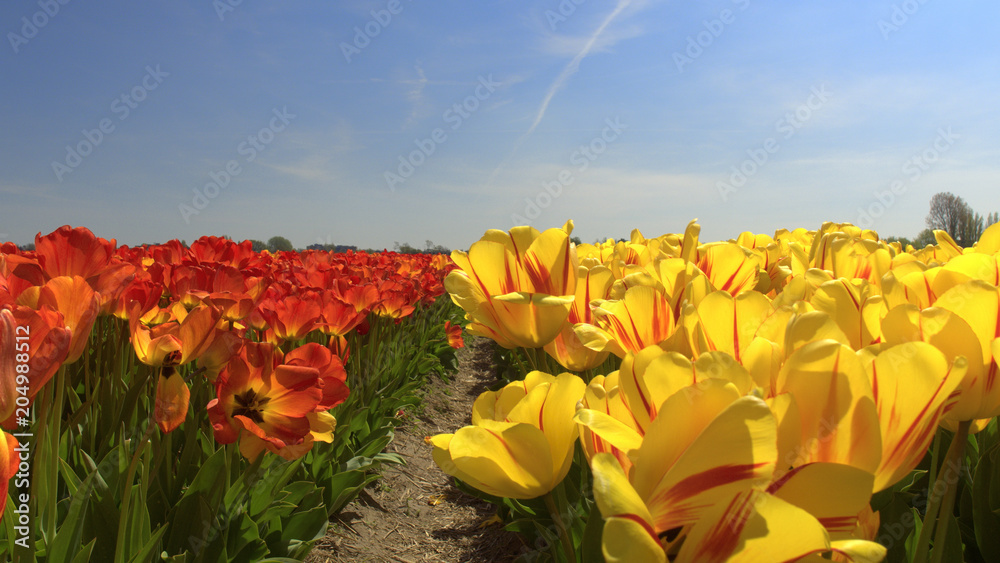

left=306, top=337, right=522, bottom=563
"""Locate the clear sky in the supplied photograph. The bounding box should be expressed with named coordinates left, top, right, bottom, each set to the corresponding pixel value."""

left=2, top=0, right=998, bottom=250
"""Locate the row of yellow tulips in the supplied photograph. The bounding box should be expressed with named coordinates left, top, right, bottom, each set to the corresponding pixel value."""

left=433, top=219, right=1000, bottom=562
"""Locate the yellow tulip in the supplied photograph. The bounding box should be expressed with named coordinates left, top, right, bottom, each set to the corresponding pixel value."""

left=543, top=263, right=614, bottom=371
left=693, top=241, right=761, bottom=296
left=974, top=221, right=1000, bottom=254
left=575, top=285, right=678, bottom=358
left=430, top=371, right=585, bottom=499
left=590, top=453, right=666, bottom=563
left=932, top=280, right=1000, bottom=422
left=773, top=340, right=882, bottom=474
left=682, top=289, right=772, bottom=363
left=809, top=278, right=884, bottom=350
left=860, top=342, right=966, bottom=491
left=586, top=386, right=781, bottom=561
left=446, top=222, right=577, bottom=348
left=582, top=381, right=777, bottom=535
left=577, top=372, right=638, bottom=475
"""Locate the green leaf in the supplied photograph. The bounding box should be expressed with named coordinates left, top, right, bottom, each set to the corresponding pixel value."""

left=58, top=458, right=85, bottom=497
left=580, top=502, right=605, bottom=563
left=163, top=448, right=228, bottom=556
left=70, top=539, right=96, bottom=563
left=48, top=471, right=97, bottom=563
left=928, top=513, right=964, bottom=563
left=904, top=507, right=923, bottom=563
left=321, top=469, right=372, bottom=515
left=127, top=525, right=168, bottom=563
left=973, top=450, right=1000, bottom=561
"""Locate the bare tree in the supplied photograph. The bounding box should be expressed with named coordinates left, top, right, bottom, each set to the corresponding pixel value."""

left=925, top=192, right=971, bottom=240
left=925, top=192, right=1000, bottom=246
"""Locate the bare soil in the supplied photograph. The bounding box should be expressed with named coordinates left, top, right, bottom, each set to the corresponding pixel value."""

left=305, top=337, right=523, bottom=563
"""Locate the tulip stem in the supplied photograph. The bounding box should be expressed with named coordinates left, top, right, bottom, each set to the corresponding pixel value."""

left=914, top=419, right=970, bottom=563
left=544, top=491, right=576, bottom=562
left=114, top=420, right=155, bottom=563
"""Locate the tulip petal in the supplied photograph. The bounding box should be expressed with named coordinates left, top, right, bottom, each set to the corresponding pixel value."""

left=591, top=453, right=665, bottom=563
left=154, top=367, right=190, bottom=433
left=675, top=489, right=830, bottom=563
left=767, top=462, right=875, bottom=539
left=867, top=342, right=966, bottom=491
left=775, top=340, right=882, bottom=473
left=447, top=419, right=553, bottom=499
left=633, top=385, right=777, bottom=532
left=574, top=409, right=643, bottom=455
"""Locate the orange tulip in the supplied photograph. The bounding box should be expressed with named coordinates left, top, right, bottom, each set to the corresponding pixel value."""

left=208, top=343, right=329, bottom=460
left=443, top=321, right=465, bottom=349
left=0, top=432, right=17, bottom=523
left=130, top=303, right=228, bottom=432
left=257, top=292, right=322, bottom=342
left=0, top=306, right=71, bottom=427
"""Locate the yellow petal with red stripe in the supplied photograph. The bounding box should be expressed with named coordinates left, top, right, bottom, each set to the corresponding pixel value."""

left=674, top=489, right=830, bottom=563
left=632, top=385, right=777, bottom=532
left=591, top=453, right=666, bottom=563
left=865, top=342, right=966, bottom=491
left=767, top=462, right=875, bottom=540
left=775, top=340, right=882, bottom=473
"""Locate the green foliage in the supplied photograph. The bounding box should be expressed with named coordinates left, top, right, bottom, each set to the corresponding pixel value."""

left=0, top=300, right=464, bottom=562
left=266, top=236, right=294, bottom=253
left=912, top=228, right=937, bottom=248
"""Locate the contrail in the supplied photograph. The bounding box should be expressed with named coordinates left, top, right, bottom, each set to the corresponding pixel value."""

left=488, top=0, right=633, bottom=184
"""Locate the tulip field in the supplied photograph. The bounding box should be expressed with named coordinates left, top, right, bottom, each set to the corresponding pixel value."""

left=432, top=219, right=1000, bottom=563
left=4, top=220, right=1000, bottom=562
left=0, top=227, right=462, bottom=561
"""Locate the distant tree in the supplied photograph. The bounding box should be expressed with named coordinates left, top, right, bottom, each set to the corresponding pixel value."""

left=883, top=236, right=912, bottom=248
left=924, top=192, right=996, bottom=247
left=423, top=240, right=450, bottom=254
left=912, top=228, right=937, bottom=248
left=393, top=241, right=420, bottom=254
left=570, top=236, right=582, bottom=245
left=249, top=239, right=267, bottom=252
left=18, top=242, right=35, bottom=251
left=267, top=236, right=294, bottom=252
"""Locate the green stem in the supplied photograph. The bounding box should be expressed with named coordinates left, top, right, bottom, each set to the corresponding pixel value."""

left=544, top=491, right=577, bottom=562
left=929, top=419, right=970, bottom=563
left=114, top=420, right=155, bottom=563
left=914, top=420, right=971, bottom=563
left=927, top=430, right=941, bottom=493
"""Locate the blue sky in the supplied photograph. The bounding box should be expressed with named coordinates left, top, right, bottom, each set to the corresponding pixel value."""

left=1, top=0, right=998, bottom=250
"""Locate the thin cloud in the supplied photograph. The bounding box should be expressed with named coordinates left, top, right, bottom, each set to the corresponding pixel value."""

left=489, top=0, right=633, bottom=183
left=403, top=61, right=429, bottom=127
